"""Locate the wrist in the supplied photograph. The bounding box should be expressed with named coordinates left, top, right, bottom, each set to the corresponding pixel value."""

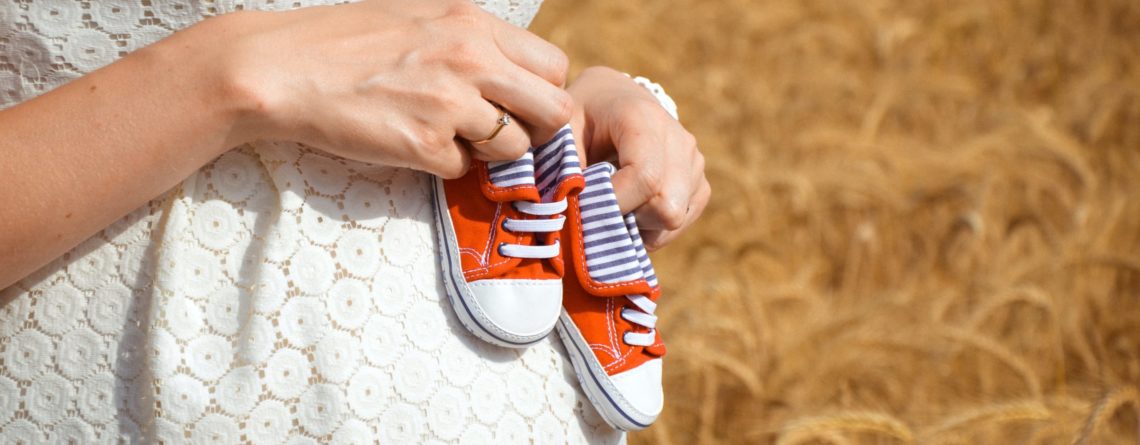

left=626, top=75, right=679, bottom=120
left=569, top=66, right=679, bottom=161
left=573, top=66, right=672, bottom=116
left=162, top=10, right=278, bottom=148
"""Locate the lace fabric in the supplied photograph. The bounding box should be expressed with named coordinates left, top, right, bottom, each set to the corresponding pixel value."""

left=0, top=1, right=625, bottom=443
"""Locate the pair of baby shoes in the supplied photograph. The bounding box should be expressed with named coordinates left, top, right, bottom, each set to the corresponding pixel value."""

left=431, top=126, right=665, bottom=430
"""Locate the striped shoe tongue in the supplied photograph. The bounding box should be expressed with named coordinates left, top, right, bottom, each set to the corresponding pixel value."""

left=580, top=163, right=645, bottom=284
left=533, top=126, right=582, bottom=200
left=487, top=151, right=536, bottom=189
left=486, top=125, right=582, bottom=198
left=624, top=213, right=659, bottom=289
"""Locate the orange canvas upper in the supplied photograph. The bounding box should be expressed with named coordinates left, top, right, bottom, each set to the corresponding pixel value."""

left=443, top=160, right=583, bottom=281
left=561, top=193, right=666, bottom=376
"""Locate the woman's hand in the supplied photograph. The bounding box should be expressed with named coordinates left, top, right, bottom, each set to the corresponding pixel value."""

left=568, top=66, right=709, bottom=251
left=0, top=0, right=570, bottom=289
left=219, top=0, right=572, bottom=178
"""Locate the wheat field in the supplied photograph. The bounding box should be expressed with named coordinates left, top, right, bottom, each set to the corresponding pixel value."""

left=532, top=1, right=1140, bottom=443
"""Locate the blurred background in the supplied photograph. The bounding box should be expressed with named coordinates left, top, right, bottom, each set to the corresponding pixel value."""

left=533, top=1, right=1140, bottom=444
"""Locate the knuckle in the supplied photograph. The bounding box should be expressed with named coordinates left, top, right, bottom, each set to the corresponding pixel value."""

left=642, top=231, right=669, bottom=251
left=546, top=49, right=570, bottom=85
left=635, top=166, right=665, bottom=197
left=445, top=41, right=485, bottom=72
left=443, top=0, right=480, bottom=19
left=437, top=160, right=471, bottom=180
left=440, top=3, right=491, bottom=36
left=659, top=200, right=687, bottom=230
left=692, top=150, right=706, bottom=173
left=504, top=140, right=530, bottom=160
left=491, top=133, right=529, bottom=161
left=681, top=129, right=698, bottom=148
left=546, top=91, right=574, bottom=128
left=424, top=88, right=459, bottom=111
left=411, top=127, right=450, bottom=155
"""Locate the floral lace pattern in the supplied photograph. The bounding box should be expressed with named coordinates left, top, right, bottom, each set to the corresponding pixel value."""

left=0, top=1, right=625, bottom=443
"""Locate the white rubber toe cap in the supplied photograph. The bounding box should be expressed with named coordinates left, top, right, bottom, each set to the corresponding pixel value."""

left=468, top=279, right=562, bottom=339
left=609, top=358, right=664, bottom=419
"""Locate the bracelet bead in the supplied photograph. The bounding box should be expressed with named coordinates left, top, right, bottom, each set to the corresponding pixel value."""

left=625, top=73, right=679, bottom=120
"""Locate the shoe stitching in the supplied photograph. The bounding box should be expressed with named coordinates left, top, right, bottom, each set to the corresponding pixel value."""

left=605, top=298, right=619, bottom=355
left=460, top=203, right=518, bottom=280
left=481, top=202, right=504, bottom=266
left=603, top=348, right=634, bottom=372
left=444, top=171, right=500, bottom=270
left=590, top=344, right=621, bottom=360
left=458, top=247, right=483, bottom=265
left=583, top=297, right=619, bottom=362
left=478, top=161, right=539, bottom=200
left=601, top=299, right=636, bottom=372
left=468, top=280, right=560, bottom=288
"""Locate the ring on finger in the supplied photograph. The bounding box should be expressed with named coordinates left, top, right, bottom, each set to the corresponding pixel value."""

left=470, top=102, right=512, bottom=145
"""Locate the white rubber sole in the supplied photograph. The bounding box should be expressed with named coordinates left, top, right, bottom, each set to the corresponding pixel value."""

left=556, top=311, right=659, bottom=431
left=431, top=176, right=554, bottom=348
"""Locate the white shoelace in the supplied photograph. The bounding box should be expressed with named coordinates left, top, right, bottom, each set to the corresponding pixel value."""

left=497, top=199, right=568, bottom=259
left=620, top=294, right=658, bottom=347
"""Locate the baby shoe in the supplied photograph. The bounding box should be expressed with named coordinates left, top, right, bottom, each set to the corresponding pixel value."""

left=432, top=126, right=584, bottom=348
left=557, top=162, right=666, bottom=431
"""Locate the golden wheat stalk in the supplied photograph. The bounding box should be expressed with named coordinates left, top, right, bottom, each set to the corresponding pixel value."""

left=698, top=369, right=720, bottom=445
left=920, top=401, right=1051, bottom=442
left=775, top=412, right=916, bottom=445
left=1072, top=386, right=1140, bottom=445
left=936, top=326, right=1044, bottom=398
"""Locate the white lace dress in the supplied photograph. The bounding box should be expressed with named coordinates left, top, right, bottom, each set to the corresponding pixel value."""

left=0, top=1, right=625, bottom=443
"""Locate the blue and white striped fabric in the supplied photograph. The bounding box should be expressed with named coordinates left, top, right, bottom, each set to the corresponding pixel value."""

left=486, top=125, right=581, bottom=196
left=534, top=126, right=581, bottom=198
left=624, top=213, right=659, bottom=288
left=580, top=163, right=644, bottom=284
left=487, top=150, right=535, bottom=188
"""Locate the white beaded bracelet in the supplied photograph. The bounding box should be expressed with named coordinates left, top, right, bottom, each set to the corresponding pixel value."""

left=626, top=74, right=679, bottom=121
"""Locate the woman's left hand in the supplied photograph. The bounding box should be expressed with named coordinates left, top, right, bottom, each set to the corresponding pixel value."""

left=567, top=66, right=710, bottom=251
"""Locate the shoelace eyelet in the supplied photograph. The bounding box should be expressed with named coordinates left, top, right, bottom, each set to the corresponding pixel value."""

left=496, top=242, right=507, bottom=256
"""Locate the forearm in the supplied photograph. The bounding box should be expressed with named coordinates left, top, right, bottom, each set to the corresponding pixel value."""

left=0, top=14, right=257, bottom=289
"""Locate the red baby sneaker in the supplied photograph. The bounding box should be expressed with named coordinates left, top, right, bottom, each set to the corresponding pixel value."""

left=432, top=126, right=584, bottom=348
left=557, top=162, right=666, bottom=431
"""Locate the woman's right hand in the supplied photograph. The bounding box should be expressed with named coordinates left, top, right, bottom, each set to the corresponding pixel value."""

left=211, top=0, right=572, bottom=178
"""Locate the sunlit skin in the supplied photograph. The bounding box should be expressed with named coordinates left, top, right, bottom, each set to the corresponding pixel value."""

left=0, top=0, right=708, bottom=290
left=568, top=66, right=710, bottom=251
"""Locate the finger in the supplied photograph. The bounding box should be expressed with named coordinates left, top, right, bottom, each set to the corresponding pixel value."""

left=421, top=138, right=474, bottom=179
left=479, top=62, right=574, bottom=145
left=490, top=21, right=569, bottom=87
left=640, top=177, right=710, bottom=251
left=612, top=153, right=664, bottom=216
left=454, top=99, right=532, bottom=162
left=632, top=175, right=693, bottom=232
left=623, top=125, right=701, bottom=230
left=640, top=229, right=671, bottom=252
left=624, top=151, right=696, bottom=231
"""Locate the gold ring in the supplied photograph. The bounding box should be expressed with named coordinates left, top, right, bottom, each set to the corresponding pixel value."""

left=471, top=103, right=512, bottom=145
